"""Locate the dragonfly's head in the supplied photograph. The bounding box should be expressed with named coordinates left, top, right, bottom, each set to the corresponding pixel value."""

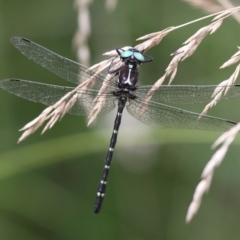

left=116, top=48, right=153, bottom=65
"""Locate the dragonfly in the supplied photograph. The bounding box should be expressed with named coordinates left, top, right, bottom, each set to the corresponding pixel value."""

left=0, top=37, right=240, bottom=213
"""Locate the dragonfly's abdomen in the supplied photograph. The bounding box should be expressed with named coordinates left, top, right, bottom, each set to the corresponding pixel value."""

left=94, top=97, right=127, bottom=213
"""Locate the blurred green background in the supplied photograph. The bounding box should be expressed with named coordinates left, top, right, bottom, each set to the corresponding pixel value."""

left=1, top=0, right=240, bottom=239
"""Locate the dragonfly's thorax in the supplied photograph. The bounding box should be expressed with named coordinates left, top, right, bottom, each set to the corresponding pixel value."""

left=118, top=64, right=138, bottom=88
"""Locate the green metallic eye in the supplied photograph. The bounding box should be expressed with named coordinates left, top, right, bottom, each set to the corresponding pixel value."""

left=133, top=52, right=145, bottom=62
left=120, top=50, right=133, bottom=58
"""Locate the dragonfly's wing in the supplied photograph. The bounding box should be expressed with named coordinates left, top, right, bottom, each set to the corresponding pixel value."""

left=108, top=56, right=125, bottom=73
left=0, top=79, right=117, bottom=116
left=10, top=37, right=117, bottom=90
left=135, top=85, right=240, bottom=104
left=126, top=99, right=236, bottom=131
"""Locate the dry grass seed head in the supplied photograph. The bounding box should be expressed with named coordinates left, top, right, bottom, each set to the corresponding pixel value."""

left=17, top=6, right=240, bottom=147
left=183, top=0, right=223, bottom=13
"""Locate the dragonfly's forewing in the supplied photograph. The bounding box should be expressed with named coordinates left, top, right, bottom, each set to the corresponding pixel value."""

left=135, top=85, right=240, bottom=105
left=10, top=37, right=118, bottom=91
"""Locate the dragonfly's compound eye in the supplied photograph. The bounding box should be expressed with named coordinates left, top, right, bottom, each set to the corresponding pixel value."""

left=120, top=50, right=133, bottom=59
left=133, top=52, right=145, bottom=62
